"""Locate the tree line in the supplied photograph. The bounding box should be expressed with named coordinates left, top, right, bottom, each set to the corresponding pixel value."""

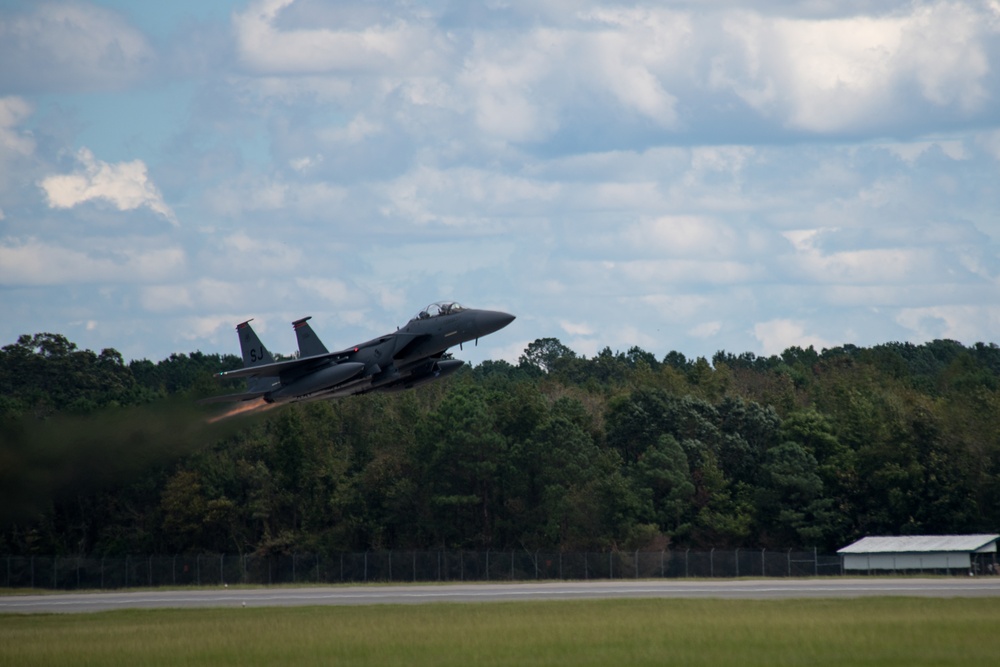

left=1, top=332, right=998, bottom=556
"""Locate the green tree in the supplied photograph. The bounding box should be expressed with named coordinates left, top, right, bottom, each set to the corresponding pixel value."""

left=633, top=434, right=695, bottom=537
left=755, top=441, right=838, bottom=547
left=519, top=338, right=577, bottom=373
left=415, top=386, right=508, bottom=548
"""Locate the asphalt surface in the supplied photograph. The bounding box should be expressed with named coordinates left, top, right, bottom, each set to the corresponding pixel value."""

left=3, top=578, right=1000, bottom=614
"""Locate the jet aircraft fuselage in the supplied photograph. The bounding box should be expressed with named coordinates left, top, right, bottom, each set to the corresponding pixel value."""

left=201, top=302, right=515, bottom=404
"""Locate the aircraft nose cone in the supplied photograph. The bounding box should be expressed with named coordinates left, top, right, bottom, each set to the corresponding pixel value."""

left=476, top=310, right=516, bottom=336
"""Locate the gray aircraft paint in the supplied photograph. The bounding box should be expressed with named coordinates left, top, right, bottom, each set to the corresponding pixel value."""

left=201, top=302, right=514, bottom=404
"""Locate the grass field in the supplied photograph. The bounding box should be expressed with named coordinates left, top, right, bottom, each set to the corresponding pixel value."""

left=2, top=597, right=998, bottom=666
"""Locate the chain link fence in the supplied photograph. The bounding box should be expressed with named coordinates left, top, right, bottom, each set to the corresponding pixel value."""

left=2, top=549, right=844, bottom=590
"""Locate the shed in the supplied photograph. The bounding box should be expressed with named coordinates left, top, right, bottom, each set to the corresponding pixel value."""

left=838, top=534, right=999, bottom=574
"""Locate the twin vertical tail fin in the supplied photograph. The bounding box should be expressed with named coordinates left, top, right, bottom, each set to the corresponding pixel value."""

left=293, top=316, right=329, bottom=357
left=237, top=319, right=275, bottom=367
left=236, top=320, right=277, bottom=395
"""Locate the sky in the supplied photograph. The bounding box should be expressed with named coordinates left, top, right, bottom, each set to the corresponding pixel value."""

left=1, top=0, right=999, bottom=366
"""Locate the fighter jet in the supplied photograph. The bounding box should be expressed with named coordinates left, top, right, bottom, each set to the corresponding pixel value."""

left=200, top=302, right=515, bottom=404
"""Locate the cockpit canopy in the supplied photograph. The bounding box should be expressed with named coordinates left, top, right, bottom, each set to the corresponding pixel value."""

left=414, top=301, right=466, bottom=320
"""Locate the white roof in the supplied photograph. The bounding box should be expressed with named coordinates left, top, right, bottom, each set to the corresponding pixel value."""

left=838, top=534, right=999, bottom=554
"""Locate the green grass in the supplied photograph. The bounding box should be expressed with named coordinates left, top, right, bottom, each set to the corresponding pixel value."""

left=2, top=597, right=998, bottom=666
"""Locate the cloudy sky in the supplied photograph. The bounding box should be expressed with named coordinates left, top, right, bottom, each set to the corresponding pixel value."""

left=2, top=0, right=999, bottom=366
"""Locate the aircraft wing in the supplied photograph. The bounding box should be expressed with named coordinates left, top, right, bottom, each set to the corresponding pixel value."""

left=215, top=352, right=349, bottom=380
left=215, top=332, right=423, bottom=381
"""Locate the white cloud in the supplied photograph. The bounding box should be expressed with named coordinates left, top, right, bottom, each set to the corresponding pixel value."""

left=380, top=166, right=559, bottom=226
left=895, top=304, right=1000, bottom=342
left=560, top=320, right=594, bottom=336
left=295, top=277, right=354, bottom=306
left=0, top=96, right=35, bottom=157
left=4, top=1, right=1000, bottom=367
left=233, top=0, right=445, bottom=75
left=973, top=129, right=1000, bottom=161
left=618, top=258, right=764, bottom=286
left=289, top=155, right=322, bottom=172
left=689, top=321, right=722, bottom=338
left=39, top=148, right=178, bottom=225
left=880, top=139, right=969, bottom=163
left=581, top=7, right=690, bottom=127
left=0, top=3, right=153, bottom=92
left=141, top=285, right=193, bottom=313
left=716, top=3, right=998, bottom=133
left=460, top=30, right=563, bottom=143
left=624, top=215, right=748, bottom=258
left=179, top=315, right=244, bottom=342
left=206, top=176, right=349, bottom=220
left=214, top=232, right=304, bottom=275
left=318, top=116, right=382, bottom=144
left=754, top=319, right=833, bottom=356
left=0, top=237, right=184, bottom=286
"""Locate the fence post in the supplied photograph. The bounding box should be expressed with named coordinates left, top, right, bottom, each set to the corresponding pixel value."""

left=609, top=551, right=613, bottom=579
left=125, top=555, right=130, bottom=589
left=710, top=548, right=714, bottom=578
left=100, top=557, right=104, bottom=589
left=735, top=548, right=739, bottom=578
left=787, top=549, right=791, bottom=577
left=149, top=556, right=153, bottom=587
left=413, top=552, right=417, bottom=583
left=761, top=549, right=766, bottom=577
left=53, top=556, right=58, bottom=589
left=486, top=550, right=489, bottom=581
left=661, top=550, right=664, bottom=578
left=635, top=550, right=639, bottom=579
left=685, top=548, right=689, bottom=578
left=815, top=547, right=819, bottom=577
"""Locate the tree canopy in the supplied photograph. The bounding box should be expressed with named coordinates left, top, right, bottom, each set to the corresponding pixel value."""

left=2, top=333, right=998, bottom=556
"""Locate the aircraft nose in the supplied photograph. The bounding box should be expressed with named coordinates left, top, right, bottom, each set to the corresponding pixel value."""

left=476, top=310, right=516, bottom=336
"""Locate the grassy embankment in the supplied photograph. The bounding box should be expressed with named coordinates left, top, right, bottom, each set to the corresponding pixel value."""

left=2, top=597, right=998, bottom=666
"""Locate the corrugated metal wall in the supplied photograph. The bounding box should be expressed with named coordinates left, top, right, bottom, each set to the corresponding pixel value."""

left=843, top=552, right=971, bottom=571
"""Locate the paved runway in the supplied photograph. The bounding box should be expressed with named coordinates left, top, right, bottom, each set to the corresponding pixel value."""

left=3, top=578, right=1000, bottom=614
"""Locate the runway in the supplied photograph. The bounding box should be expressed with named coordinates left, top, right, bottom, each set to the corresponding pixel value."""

left=3, top=578, right=1000, bottom=614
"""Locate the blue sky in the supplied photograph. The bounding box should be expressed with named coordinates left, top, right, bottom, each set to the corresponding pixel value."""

left=2, top=0, right=999, bottom=365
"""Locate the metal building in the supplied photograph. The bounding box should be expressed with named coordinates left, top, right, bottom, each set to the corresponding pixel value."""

left=838, top=534, right=999, bottom=574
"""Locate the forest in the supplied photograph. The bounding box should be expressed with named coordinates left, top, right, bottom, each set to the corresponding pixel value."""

left=1, top=332, right=999, bottom=557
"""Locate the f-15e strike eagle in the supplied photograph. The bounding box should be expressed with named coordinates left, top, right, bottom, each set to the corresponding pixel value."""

left=201, top=302, right=515, bottom=405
